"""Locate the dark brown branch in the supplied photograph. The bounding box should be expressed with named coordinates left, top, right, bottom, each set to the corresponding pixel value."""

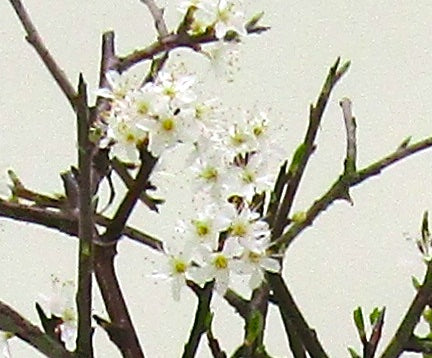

left=0, top=300, right=73, bottom=358
left=0, top=198, right=162, bottom=250
left=182, top=282, right=214, bottom=358
left=266, top=272, right=329, bottom=358
left=223, top=290, right=249, bottom=319
left=111, top=157, right=162, bottom=212
left=75, top=74, right=94, bottom=357
left=93, top=244, right=145, bottom=358
left=101, top=150, right=157, bottom=243
left=8, top=0, right=77, bottom=110
left=365, top=308, right=385, bottom=358
left=118, top=24, right=269, bottom=72
left=404, top=336, right=432, bottom=354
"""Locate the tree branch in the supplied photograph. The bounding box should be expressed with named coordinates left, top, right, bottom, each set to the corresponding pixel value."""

left=101, top=149, right=157, bottom=243
left=182, top=282, right=214, bottom=358
left=274, top=135, right=432, bottom=252
left=266, top=272, right=329, bottom=358
left=8, top=0, right=77, bottom=110
left=380, top=260, right=432, bottom=358
left=75, top=74, right=94, bottom=357
left=118, top=23, right=269, bottom=72
left=271, top=58, right=351, bottom=239
left=340, top=97, right=357, bottom=175
left=140, top=0, right=169, bottom=39
left=0, top=300, right=73, bottom=358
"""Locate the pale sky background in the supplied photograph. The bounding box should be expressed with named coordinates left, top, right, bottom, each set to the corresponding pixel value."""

left=1, top=1, right=432, bottom=357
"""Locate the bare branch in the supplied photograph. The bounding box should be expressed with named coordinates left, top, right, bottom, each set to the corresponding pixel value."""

left=0, top=197, right=163, bottom=251
left=380, top=261, right=432, bottom=358
left=340, top=97, right=357, bottom=174
left=140, top=0, right=169, bottom=39
left=75, top=74, right=94, bottom=357
left=274, top=135, right=432, bottom=252
left=118, top=24, right=270, bottom=72
left=267, top=272, right=329, bottom=358
left=8, top=0, right=77, bottom=110
left=271, top=58, right=351, bottom=239
left=0, top=300, right=73, bottom=358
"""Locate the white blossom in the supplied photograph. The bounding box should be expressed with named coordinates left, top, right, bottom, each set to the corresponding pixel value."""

left=234, top=237, right=280, bottom=289
left=191, top=238, right=242, bottom=295
left=38, top=277, right=77, bottom=351
left=154, top=244, right=194, bottom=301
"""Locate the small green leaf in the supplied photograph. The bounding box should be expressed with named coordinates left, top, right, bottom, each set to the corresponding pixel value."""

left=369, top=307, right=381, bottom=325
left=288, top=143, right=306, bottom=175
left=246, top=11, right=264, bottom=29
left=412, top=275, right=422, bottom=290
left=423, top=308, right=432, bottom=324
left=348, top=347, right=361, bottom=358
left=353, top=307, right=366, bottom=341
left=246, top=310, right=263, bottom=345
left=397, top=136, right=411, bottom=150
left=338, top=60, right=351, bottom=77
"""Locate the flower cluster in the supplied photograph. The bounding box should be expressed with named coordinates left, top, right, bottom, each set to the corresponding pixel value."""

left=96, top=65, right=282, bottom=299
left=178, top=0, right=247, bottom=39
left=95, top=69, right=199, bottom=161
left=95, top=14, right=282, bottom=299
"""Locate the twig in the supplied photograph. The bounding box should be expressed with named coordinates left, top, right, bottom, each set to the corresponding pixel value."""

left=101, top=149, right=157, bottom=243
left=274, top=135, right=432, bottom=252
left=224, top=289, right=249, bottom=319
left=0, top=197, right=163, bottom=250
left=0, top=300, right=73, bottom=358
left=182, top=282, right=214, bottom=358
left=75, top=74, right=94, bottom=357
left=118, top=23, right=270, bottom=72
left=266, top=160, right=288, bottom=227
left=111, top=157, right=163, bottom=212
left=365, top=308, right=385, bottom=358
left=93, top=244, right=145, bottom=358
left=207, top=329, right=227, bottom=358
left=404, top=336, right=432, bottom=354
left=140, top=0, right=169, bottom=39
left=340, top=97, right=357, bottom=174
left=271, top=58, right=351, bottom=239
left=380, top=260, right=432, bottom=358
left=8, top=0, right=77, bottom=110
left=242, top=286, right=270, bottom=356
left=266, top=272, right=329, bottom=358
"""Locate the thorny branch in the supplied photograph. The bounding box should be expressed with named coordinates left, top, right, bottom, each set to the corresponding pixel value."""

left=75, top=75, right=95, bottom=357
left=271, top=58, right=350, bottom=240
left=273, top=135, right=432, bottom=252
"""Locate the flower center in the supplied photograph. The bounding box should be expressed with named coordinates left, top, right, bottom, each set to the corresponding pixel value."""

left=231, top=221, right=247, bottom=237
left=173, top=259, right=187, bottom=274
left=193, top=220, right=210, bottom=237
left=213, top=254, right=228, bottom=270
left=200, top=166, right=218, bottom=182
left=161, top=117, right=175, bottom=131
